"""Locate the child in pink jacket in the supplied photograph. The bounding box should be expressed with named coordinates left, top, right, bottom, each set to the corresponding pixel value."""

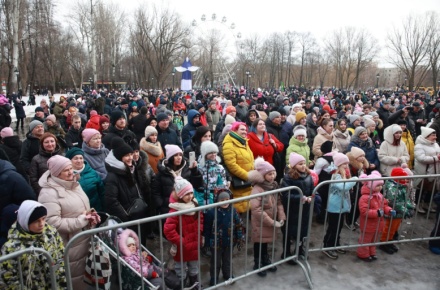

left=357, top=171, right=395, bottom=262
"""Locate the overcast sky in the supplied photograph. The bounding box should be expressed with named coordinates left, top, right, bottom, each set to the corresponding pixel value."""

left=59, top=0, right=439, bottom=67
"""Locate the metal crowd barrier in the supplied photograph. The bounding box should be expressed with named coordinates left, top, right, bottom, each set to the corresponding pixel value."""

left=64, top=185, right=314, bottom=289
left=0, top=247, right=59, bottom=289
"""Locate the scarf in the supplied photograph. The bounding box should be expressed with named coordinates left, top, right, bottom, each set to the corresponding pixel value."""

left=169, top=199, right=197, bottom=215
left=140, top=139, right=163, bottom=157
left=351, top=135, right=374, bottom=149
left=229, top=131, right=246, bottom=145
left=258, top=180, right=278, bottom=191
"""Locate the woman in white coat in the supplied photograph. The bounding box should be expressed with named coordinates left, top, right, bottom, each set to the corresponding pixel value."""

left=414, top=127, right=440, bottom=213
left=378, top=124, right=410, bottom=176
left=38, top=155, right=99, bottom=289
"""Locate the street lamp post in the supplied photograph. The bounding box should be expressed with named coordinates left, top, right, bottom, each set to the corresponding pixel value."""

left=376, top=73, right=380, bottom=89
left=88, top=77, right=93, bottom=92
left=14, top=68, right=19, bottom=92
left=245, top=71, right=250, bottom=90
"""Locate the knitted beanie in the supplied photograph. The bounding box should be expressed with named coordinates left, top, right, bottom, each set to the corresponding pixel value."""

left=156, top=113, right=169, bottom=123
left=217, top=191, right=231, bottom=201
left=112, top=137, right=134, bottom=161
left=360, top=170, right=384, bottom=189
left=0, top=127, right=13, bottom=138
left=289, top=153, right=306, bottom=168
left=47, top=155, right=72, bottom=177
left=348, top=115, right=360, bottom=124
left=165, top=144, right=183, bottom=160
left=82, top=128, right=100, bottom=144
left=293, top=125, right=307, bottom=137
left=225, top=114, right=235, bottom=126
left=174, top=176, right=193, bottom=199
left=29, top=120, right=43, bottom=132
left=354, top=126, right=367, bottom=137
left=421, top=126, right=435, bottom=138
left=226, top=106, right=236, bottom=114
left=46, top=114, right=56, bottom=123
left=255, top=157, right=276, bottom=177
left=295, top=111, right=307, bottom=123
left=391, top=166, right=409, bottom=184
left=17, top=200, right=47, bottom=233
left=333, top=153, right=349, bottom=167
left=269, top=111, right=281, bottom=121
left=99, top=115, right=110, bottom=125
left=110, top=110, right=125, bottom=126
left=350, top=147, right=365, bottom=159
left=363, top=117, right=376, bottom=128
left=65, top=147, right=84, bottom=160
left=144, top=125, right=158, bottom=139
left=321, top=141, right=334, bottom=155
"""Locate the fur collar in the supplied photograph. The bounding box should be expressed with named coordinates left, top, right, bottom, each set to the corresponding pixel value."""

left=140, top=138, right=163, bottom=157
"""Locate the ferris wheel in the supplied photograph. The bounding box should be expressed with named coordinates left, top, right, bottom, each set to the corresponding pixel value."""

left=190, top=14, right=243, bottom=89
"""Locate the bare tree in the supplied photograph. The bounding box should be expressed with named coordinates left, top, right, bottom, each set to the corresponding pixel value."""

left=426, top=12, right=440, bottom=95
left=387, top=13, right=430, bottom=91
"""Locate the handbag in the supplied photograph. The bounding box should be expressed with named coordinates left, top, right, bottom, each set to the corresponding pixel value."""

left=127, top=198, right=148, bottom=220
left=84, top=238, right=112, bottom=289
left=231, top=175, right=252, bottom=189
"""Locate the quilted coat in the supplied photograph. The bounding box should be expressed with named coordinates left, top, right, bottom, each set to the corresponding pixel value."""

left=413, top=135, right=440, bottom=188
left=247, top=131, right=284, bottom=165
left=378, top=125, right=410, bottom=176
left=358, top=184, right=392, bottom=233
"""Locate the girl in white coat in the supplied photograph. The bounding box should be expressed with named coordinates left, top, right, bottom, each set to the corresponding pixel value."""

left=378, top=124, right=410, bottom=176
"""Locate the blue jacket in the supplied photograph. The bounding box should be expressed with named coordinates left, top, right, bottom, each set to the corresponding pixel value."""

left=181, top=109, right=201, bottom=148
left=327, top=174, right=358, bottom=213
left=347, top=139, right=380, bottom=170
left=204, top=205, right=243, bottom=249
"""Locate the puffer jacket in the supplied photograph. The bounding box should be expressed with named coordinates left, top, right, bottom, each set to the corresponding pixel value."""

left=151, top=158, right=203, bottom=215
left=82, top=142, right=109, bottom=180
left=358, top=184, right=392, bottom=233
left=383, top=179, right=414, bottom=219
left=19, top=132, right=41, bottom=173
left=401, top=130, right=414, bottom=169
left=0, top=135, right=26, bottom=178
left=250, top=182, right=286, bottom=243
left=77, top=161, right=105, bottom=212
left=65, top=126, right=83, bottom=149
left=196, top=160, right=228, bottom=206
left=281, top=173, right=313, bottom=240
left=327, top=174, right=358, bottom=213
left=414, top=135, right=440, bottom=187
left=38, top=171, right=90, bottom=289
left=164, top=195, right=203, bottom=262
left=85, top=114, right=101, bottom=131
left=286, top=136, right=311, bottom=166
left=248, top=131, right=284, bottom=165
left=333, top=129, right=350, bottom=154
left=312, top=127, right=334, bottom=160
left=104, top=151, right=149, bottom=222
left=0, top=222, right=66, bottom=289
left=29, top=144, right=62, bottom=196
left=181, top=109, right=202, bottom=148
left=222, top=132, right=255, bottom=213
left=378, top=125, right=410, bottom=176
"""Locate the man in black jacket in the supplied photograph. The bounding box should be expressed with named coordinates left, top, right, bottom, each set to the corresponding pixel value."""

left=20, top=120, right=45, bottom=175
left=156, top=112, right=182, bottom=151
left=377, top=99, right=391, bottom=140
left=102, top=110, right=137, bottom=150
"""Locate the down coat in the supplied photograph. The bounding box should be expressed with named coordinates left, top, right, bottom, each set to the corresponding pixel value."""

left=327, top=174, right=358, bottom=213
left=77, top=161, right=105, bottom=212
left=38, top=170, right=91, bottom=289
left=378, top=125, right=410, bottom=176
left=413, top=135, right=440, bottom=188
left=312, top=127, right=334, bottom=160
left=222, top=132, right=255, bottom=213
left=163, top=195, right=203, bottom=262
left=358, top=184, right=392, bottom=233
left=0, top=135, right=26, bottom=178
left=29, top=144, right=62, bottom=196
left=247, top=131, right=284, bottom=165
left=285, top=136, right=311, bottom=166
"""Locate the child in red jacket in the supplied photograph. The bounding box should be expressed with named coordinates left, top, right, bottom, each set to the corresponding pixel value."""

left=164, top=177, right=203, bottom=288
left=357, top=171, right=395, bottom=262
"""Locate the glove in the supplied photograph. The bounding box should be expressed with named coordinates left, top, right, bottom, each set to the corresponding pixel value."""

left=389, top=210, right=396, bottom=217
left=377, top=209, right=384, bottom=217
left=278, top=220, right=285, bottom=227
left=274, top=221, right=283, bottom=228
left=170, top=244, right=177, bottom=257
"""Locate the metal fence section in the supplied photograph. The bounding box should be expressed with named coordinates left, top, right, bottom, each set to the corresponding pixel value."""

left=64, top=185, right=313, bottom=290
left=303, top=174, right=440, bottom=279
left=0, top=247, right=59, bottom=289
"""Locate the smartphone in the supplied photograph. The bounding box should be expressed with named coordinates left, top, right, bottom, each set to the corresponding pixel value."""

left=189, top=151, right=195, bottom=165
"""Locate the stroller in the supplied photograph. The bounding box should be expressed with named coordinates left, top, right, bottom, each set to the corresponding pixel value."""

left=93, top=213, right=165, bottom=290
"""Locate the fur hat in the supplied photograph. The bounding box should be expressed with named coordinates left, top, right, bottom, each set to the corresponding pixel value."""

left=156, top=112, right=169, bottom=123
left=333, top=153, right=349, bottom=167
left=269, top=111, right=281, bottom=121
left=29, top=120, right=43, bottom=132
left=295, top=111, right=307, bottom=123
left=289, top=152, right=305, bottom=168
left=174, top=176, right=193, bottom=198
left=293, top=125, right=307, bottom=138
left=47, top=155, right=72, bottom=177
left=144, top=125, right=158, bottom=139
left=363, top=117, right=376, bottom=128
left=17, top=200, right=47, bottom=233
left=200, top=140, right=218, bottom=156
left=421, top=126, right=435, bottom=138
left=110, top=110, right=125, bottom=126
left=225, top=114, right=235, bottom=126
left=360, top=170, right=384, bottom=189
left=354, top=126, right=367, bottom=137
left=350, top=147, right=365, bottom=159
left=112, top=137, right=133, bottom=161
left=82, top=128, right=100, bottom=144
left=255, top=157, right=276, bottom=177
left=165, top=144, right=183, bottom=160
left=0, top=127, right=13, bottom=139
left=348, top=115, right=360, bottom=124
left=46, top=114, right=56, bottom=123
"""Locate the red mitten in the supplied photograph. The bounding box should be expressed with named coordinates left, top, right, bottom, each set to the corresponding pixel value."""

left=151, top=271, right=158, bottom=278
left=147, top=255, right=153, bottom=264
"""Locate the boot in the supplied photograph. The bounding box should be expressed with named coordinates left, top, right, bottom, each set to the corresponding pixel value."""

left=263, top=254, right=277, bottom=272
left=417, top=203, right=426, bottom=214
left=253, top=263, right=267, bottom=277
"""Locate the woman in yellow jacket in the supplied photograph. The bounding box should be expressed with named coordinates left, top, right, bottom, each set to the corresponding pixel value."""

left=398, top=120, right=414, bottom=168
left=222, top=121, right=255, bottom=213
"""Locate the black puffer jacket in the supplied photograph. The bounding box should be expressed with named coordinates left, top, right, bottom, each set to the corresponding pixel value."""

left=102, top=125, right=137, bottom=150
left=19, top=132, right=41, bottom=173
left=104, top=151, right=150, bottom=222
left=152, top=157, right=203, bottom=215
left=0, top=136, right=26, bottom=178
left=128, top=114, right=149, bottom=142
left=65, top=126, right=83, bottom=149
left=29, top=145, right=62, bottom=196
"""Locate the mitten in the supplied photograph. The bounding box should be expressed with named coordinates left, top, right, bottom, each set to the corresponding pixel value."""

left=274, top=221, right=283, bottom=228
left=278, top=220, right=285, bottom=227
left=389, top=210, right=396, bottom=217
left=151, top=271, right=159, bottom=278
left=377, top=209, right=384, bottom=217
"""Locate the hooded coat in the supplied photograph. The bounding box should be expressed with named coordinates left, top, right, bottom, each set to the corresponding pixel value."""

left=378, top=126, right=410, bottom=176
left=413, top=135, right=440, bottom=188
left=358, top=184, right=392, bottom=233
left=29, top=144, right=62, bottom=196
left=181, top=109, right=201, bottom=148
left=38, top=171, right=91, bottom=289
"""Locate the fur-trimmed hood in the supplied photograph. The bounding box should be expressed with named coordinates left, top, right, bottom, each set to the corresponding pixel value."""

left=117, top=228, right=139, bottom=257
left=347, top=151, right=369, bottom=171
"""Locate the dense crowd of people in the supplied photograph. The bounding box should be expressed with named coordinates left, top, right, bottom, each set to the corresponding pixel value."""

left=1, top=86, right=440, bottom=288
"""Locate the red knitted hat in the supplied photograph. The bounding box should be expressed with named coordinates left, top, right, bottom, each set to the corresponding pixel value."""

left=391, top=167, right=408, bottom=184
